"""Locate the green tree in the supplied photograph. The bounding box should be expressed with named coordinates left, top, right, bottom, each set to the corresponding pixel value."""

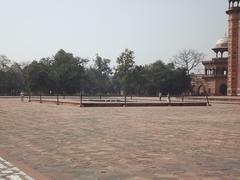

left=0, top=55, right=11, bottom=71
left=6, top=63, right=24, bottom=95
left=129, top=65, right=148, bottom=95
left=171, top=68, right=191, bottom=95
left=115, top=49, right=135, bottom=95
left=25, top=60, right=53, bottom=94
left=144, top=60, right=167, bottom=96
left=84, top=55, right=113, bottom=95
left=94, top=54, right=112, bottom=76
left=0, top=56, right=25, bottom=95
left=0, top=70, right=6, bottom=95
left=144, top=60, right=190, bottom=96
left=52, top=49, right=87, bottom=94
left=94, top=55, right=113, bottom=94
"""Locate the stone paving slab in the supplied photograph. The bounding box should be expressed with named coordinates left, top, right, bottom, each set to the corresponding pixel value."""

left=0, top=99, right=240, bottom=179
left=0, top=157, right=33, bottom=180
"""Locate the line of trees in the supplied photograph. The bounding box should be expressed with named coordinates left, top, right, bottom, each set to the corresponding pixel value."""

left=0, top=49, right=200, bottom=96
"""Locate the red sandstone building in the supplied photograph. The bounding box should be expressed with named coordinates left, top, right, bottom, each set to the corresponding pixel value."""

left=227, top=0, right=240, bottom=96
left=194, top=0, right=240, bottom=96
left=202, top=38, right=228, bottom=95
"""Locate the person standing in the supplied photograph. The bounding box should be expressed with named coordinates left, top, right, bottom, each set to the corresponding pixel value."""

left=20, top=91, right=24, bottom=102
left=181, top=92, right=185, bottom=102
left=159, top=92, right=162, bottom=101
left=167, top=93, right=171, bottom=103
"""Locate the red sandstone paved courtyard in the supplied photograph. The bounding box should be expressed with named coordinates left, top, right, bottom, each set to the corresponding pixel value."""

left=0, top=99, right=240, bottom=179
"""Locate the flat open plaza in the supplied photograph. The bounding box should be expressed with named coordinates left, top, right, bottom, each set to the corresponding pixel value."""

left=0, top=99, right=240, bottom=179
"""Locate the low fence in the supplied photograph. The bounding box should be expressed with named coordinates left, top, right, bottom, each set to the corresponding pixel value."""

left=25, top=94, right=208, bottom=107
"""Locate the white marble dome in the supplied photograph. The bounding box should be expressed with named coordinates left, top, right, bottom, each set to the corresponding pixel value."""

left=216, top=37, right=228, bottom=48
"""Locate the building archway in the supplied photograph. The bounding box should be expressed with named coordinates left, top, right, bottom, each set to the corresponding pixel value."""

left=219, top=84, right=227, bottom=96
left=191, top=85, right=197, bottom=95
left=223, top=51, right=228, bottom=58
left=198, top=85, right=205, bottom=96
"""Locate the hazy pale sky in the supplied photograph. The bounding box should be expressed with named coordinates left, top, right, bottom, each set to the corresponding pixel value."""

left=0, top=0, right=227, bottom=65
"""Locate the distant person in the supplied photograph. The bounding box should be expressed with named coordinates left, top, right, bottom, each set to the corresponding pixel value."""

left=20, top=91, right=24, bottom=102
left=159, top=92, right=162, bottom=101
left=181, top=92, right=185, bottom=102
left=167, top=93, right=171, bottom=103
